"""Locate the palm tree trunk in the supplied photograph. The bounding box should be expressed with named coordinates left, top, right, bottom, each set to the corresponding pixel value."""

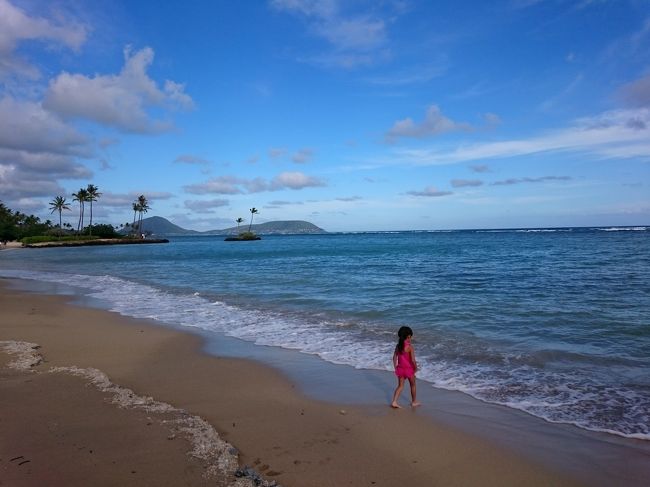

left=89, top=200, right=93, bottom=236
left=77, top=204, right=82, bottom=233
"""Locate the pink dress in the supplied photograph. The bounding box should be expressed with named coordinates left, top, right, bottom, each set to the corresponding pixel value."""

left=395, top=339, right=416, bottom=379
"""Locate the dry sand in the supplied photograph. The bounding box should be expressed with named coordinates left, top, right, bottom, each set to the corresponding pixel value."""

left=0, top=241, right=23, bottom=250
left=0, top=280, right=582, bottom=486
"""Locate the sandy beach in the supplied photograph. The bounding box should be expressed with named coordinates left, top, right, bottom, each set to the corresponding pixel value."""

left=0, top=279, right=584, bottom=486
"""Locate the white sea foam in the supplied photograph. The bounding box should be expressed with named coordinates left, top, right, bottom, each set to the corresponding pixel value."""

left=0, top=340, right=42, bottom=370
left=597, top=226, right=648, bottom=232
left=50, top=365, right=243, bottom=477
left=0, top=338, right=265, bottom=485
left=2, top=268, right=649, bottom=441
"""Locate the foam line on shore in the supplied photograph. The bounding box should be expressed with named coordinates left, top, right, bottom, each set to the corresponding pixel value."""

left=0, top=340, right=43, bottom=370
left=1, top=340, right=276, bottom=487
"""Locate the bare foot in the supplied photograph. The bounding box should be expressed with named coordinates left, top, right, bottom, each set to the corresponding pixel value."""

left=411, top=401, right=421, bottom=407
left=390, top=402, right=402, bottom=409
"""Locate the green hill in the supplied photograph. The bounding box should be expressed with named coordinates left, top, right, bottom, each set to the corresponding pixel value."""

left=212, top=220, right=326, bottom=235
left=122, top=216, right=199, bottom=235
left=122, top=217, right=326, bottom=236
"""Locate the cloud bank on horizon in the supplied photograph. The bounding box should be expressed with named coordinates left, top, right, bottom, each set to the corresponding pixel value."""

left=0, top=0, right=648, bottom=231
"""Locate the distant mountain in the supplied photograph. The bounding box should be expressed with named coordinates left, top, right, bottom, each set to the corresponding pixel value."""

left=212, top=220, right=326, bottom=235
left=122, top=216, right=326, bottom=236
left=121, top=216, right=200, bottom=235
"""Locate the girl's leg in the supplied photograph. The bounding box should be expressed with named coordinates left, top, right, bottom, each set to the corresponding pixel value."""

left=408, top=376, right=421, bottom=407
left=391, top=377, right=405, bottom=408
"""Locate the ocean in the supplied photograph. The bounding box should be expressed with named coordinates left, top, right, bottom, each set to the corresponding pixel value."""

left=1, top=227, right=649, bottom=442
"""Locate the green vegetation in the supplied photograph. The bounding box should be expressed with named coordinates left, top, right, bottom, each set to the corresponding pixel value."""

left=82, top=223, right=121, bottom=238
left=49, top=196, right=71, bottom=235
left=126, top=195, right=150, bottom=237
left=1, top=202, right=52, bottom=241
left=237, top=231, right=260, bottom=240
left=72, top=187, right=90, bottom=233
left=248, top=207, right=259, bottom=232
left=86, top=184, right=102, bottom=236
left=224, top=209, right=262, bottom=241
left=2, top=186, right=150, bottom=246
left=21, top=235, right=101, bottom=245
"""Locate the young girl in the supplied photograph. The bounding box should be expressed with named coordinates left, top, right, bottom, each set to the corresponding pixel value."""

left=391, top=326, right=421, bottom=408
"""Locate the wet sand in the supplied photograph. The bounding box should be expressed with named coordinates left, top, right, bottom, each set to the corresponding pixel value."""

left=0, top=279, right=583, bottom=486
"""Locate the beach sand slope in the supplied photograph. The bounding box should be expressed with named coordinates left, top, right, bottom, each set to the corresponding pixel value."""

left=0, top=281, right=582, bottom=487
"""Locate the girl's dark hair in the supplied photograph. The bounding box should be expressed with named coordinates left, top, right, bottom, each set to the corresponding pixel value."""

left=396, top=326, right=413, bottom=353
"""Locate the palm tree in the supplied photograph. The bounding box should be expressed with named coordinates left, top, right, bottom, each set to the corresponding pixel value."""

left=248, top=207, right=258, bottom=232
left=136, top=195, right=149, bottom=237
left=48, top=196, right=70, bottom=235
left=72, top=188, right=89, bottom=234
left=236, top=217, right=244, bottom=234
left=131, top=202, right=139, bottom=236
left=86, top=184, right=101, bottom=235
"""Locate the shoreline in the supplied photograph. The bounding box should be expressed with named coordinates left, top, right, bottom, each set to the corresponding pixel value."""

left=24, top=238, right=169, bottom=248
left=0, top=278, right=587, bottom=487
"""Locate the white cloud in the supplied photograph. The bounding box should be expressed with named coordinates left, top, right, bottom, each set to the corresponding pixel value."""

left=43, top=46, right=194, bottom=133
left=0, top=0, right=87, bottom=79
left=386, top=105, right=472, bottom=142
left=11, top=197, right=46, bottom=213
left=270, top=0, right=390, bottom=68
left=470, top=164, right=491, bottom=173
left=483, top=113, right=502, bottom=127
left=267, top=200, right=303, bottom=206
left=0, top=96, right=92, bottom=203
left=619, top=74, right=650, bottom=108
left=491, top=176, right=572, bottom=186
left=392, top=108, right=650, bottom=165
left=184, top=172, right=325, bottom=195
left=100, top=191, right=174, bottom=208
left=269, top=147, right=287, bottom=159
left=184, top=176, right=245, bottom=195
left=271, top=171, right=325, bottom=190
left=363, top=64, right=447, bottom=86
left=0, top=148, right=90, bottom=178
left=271, top=0, right=337, bottom=18
left=183, top=199, right=229, bottom=213
left=174, top=154, right=211, bottom=165
left=292, top=148, right=313, bottom=163
left=0, top=164, right=66, bottom=200
left=314, top=16, right=385, bottom=51
left=451, top=179, right=483, bottom=188
left=539, top=74, right=584, bottom=112
left=0, top=97, right=89, bottom=156
left=101, top=192, right=143, bottom=208
left=406, top=186, right=453, bottom=197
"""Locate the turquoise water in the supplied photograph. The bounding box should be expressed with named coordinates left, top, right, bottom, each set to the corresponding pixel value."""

left=1, top=227, right=649, bottom=439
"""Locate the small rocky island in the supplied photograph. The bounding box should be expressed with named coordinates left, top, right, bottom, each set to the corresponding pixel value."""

left=224, top=232, right=261, bottom=242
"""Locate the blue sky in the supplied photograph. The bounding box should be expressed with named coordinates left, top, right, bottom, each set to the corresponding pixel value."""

left=1, top=0, right=649, bottom=231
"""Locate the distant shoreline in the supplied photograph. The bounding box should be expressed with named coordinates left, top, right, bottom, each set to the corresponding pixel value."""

left=23, top=238, right=169, bottom=249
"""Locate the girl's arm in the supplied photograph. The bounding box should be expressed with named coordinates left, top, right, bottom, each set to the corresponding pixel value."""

left=392, top=350, right=398, bottom=369
left=408, top=346, right=418, bottom=372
